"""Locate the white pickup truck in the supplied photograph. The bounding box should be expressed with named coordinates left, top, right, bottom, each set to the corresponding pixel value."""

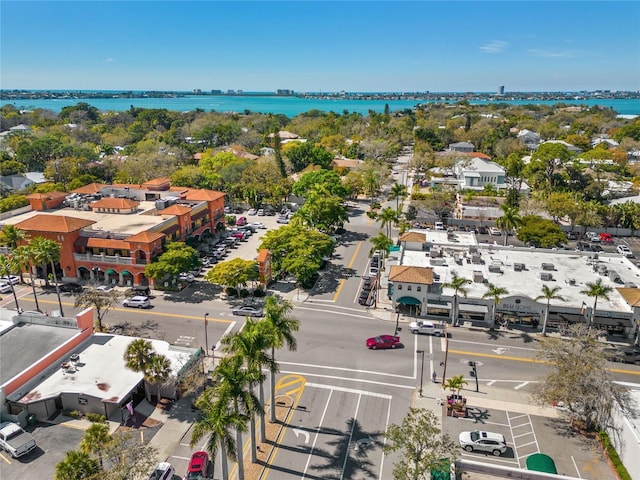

left=0, top=422, right=37, bottom=458
left=408, top=320, right=445, bottom=336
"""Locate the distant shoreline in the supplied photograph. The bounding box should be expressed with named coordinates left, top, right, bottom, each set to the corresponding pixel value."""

left=2, top=89, right=639, bottom=103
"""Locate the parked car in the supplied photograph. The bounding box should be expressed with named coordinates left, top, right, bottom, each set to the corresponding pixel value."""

left=0, top=281, right=12, bottom=294
left=148, top=461, right=175, bottom=480
left=604, top=347, right=640, bottom=365
left=489, top=227, right=501, bottom=236
left=59, top=282, right=84, bottom=293
left=409, top=320, right=445, bottom=336
left=231, top=231, right=247, bottom=241
left=586, top=232, right=600, bottom=242
left=0, top=422, right=37, bottom=458
left=366, top=335, right=400, bottom=350
left=368, top=266, right=380, bottom=277
left=237, top=216, right=248, bottom=226
left=617, top=244, right=634, bottom=257
left=477, top=226, right=488, bottom=235
left=178, top=273, right=195, bottom=283
left=458, top=430, right=507, bottom=456
left=184, top=451, right=210, bottom=480
left=257, top=209, right=265, bottom=216
left=1, top=275, right=20, bottom=285
left=95, top=285, right=114, bottom=294
left=252, top=222, right=267, bottom=229
left=277, top=216, right=290, bottom=224
left=247, top=209, right=257, bottom=215
left=232, top=305, right=264, bottom=317
left=599, top=232, right=614, bottom=244
left=123, top=296, right=151, bottom=308
left=566, top=231, right=578, bottom=240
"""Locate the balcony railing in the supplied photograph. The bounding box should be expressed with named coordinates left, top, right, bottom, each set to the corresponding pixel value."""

left=73, top=253, right=145, bottom=265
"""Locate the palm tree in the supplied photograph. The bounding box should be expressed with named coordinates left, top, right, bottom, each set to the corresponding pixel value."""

left=482, top=283, right=509, bottom=329
left=263, top=296, right=299, bottom=423
left=0, top=255, right=22, bottom=311
left=54, top=450, right=100, bottom=480
left=145, top=353, right=172, bottom=403
left=191, top=387, right=244, bottom=480
left=388, top=182, right=408, bottom=214
left=0, top=224, right=26, bottom=250
left=362, top=168, right=382, bottom=206
left=443, top=271, right=471, bottom=327
left=30, top=237, right=64, bottom=316
left=535, top=285, right=565, bottom=336
left=79, top=422, right=111, bottom=467
left=581, top=278, right=613, bottom=329
left=495, top=204, right=523, bottom=246
left=222, top=318, right=276, bottom=458
left=443, top=374, right=468, bottom=397
left=123, top=339, right=154, bottom=400
left=370, top=232, right=393, bottom=260
left=214, top=355, right=263, bottom=480
left=14, top=245, right=41, bottom=312
left=378, top=207, right=398, bottom=238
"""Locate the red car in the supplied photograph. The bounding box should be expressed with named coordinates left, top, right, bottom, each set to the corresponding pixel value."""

left=184, top=451, right=209, bottom=480
left=599, top=232, right=614, bottom=244
left=366, top=335, right=400, bottom=350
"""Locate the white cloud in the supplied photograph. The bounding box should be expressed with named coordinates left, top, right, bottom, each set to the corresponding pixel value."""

left=527, top=48, right=577, bottom=58
left=104, top=58, right=114, bottom=63
left=480, top=40, right=508, bottom=53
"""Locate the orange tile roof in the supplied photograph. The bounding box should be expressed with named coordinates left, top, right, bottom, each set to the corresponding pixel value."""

left=257, top=249, right=270, bottom=262
left=616, top=288, right=640, bottom=307
left=399, top=232, right=427, bottom=243
left=388, top=265, right=434, bottom=284
left=159, top=204, right=192, bottom=215
left=26, top=191, right=67, bottom=200
left=15, top=214, right=95, bottom=233
left=143, top=178, right=171, bottom=186
left=80, top=237, right=131, bottom=249
left=126, top=230, right=165, bottom=243
left=90, top=198, right=140, bottom=209
left=70, top=183, right=106, bottom=194
left=183, top=189, right=226, bottom=202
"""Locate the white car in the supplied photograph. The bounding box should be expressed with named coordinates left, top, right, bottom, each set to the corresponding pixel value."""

left=617, top=245, right=634, bottom=257
left=459, top=430, right=507, bottom=456
left=0, top=282, right=12, bottom=294
left=148, top=461, right=175, bottom=480
left=586, top=232, right=600, bottom=242
left=257, top=209, right=265, bottom=216
left=96, top=285, right=114, bottom=293
left=409, top=320, right=445, bottom=336
left=489, top=227, right=501, bottom=236
left=178, top=273, right=195, bottom=283
left=247, top=208, right=257, bottom=215
left=252, top=222, right=267, bottom=229
left=123, top=296, right=151, bottom=308
left=1, top=275, right=20, bottom=285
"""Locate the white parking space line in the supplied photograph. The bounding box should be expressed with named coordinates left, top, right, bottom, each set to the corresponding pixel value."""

left=302, top=389, right=334, bottom=479
left=508, top=414, right=527, bottom=420
left=514, top=381, right=530, bottom=390
left=305, top=382, right=392, bottom=399
left=280, top=361, right=415, bottom=380
left=512, top=431, right=535, bottom=439
left=571, top=456, right=582, bottom=478
left=516, top=440, right=538, bottom=450
left=170, top=455, right=191, bottom=461
left=296, top=305, right=373, bottom=320
left=506, top=412, right=521, bottom=468
left=214, top=320, right=236, bottom=351
left=457, top=417, right=510, bottom=427
left=459, top=452, right=519, bottom=466
left=340, top=394, right=362, bottom=480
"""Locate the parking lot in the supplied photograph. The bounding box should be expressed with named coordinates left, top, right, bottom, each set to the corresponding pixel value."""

left=0, top=422, right=86, bottom=480
left=443, top=406, right=616, bottom=479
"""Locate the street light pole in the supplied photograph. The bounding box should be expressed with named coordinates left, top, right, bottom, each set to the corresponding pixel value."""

left=417, top=349, right=425, bottom=397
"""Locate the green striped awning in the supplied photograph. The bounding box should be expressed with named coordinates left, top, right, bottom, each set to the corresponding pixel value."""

left=397, top=296, right=421, bottom=305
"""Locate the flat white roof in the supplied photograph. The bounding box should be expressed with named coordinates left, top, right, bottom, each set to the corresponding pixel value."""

left=12, top=334, right=194, bottom=404
left=409, top=229, right=479, bottom=248
left=402, top=244, right=640, bottom=313
left=2, top=201, right=169, bottom=236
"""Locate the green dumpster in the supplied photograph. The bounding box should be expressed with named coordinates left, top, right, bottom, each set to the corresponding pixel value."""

left=26, top=414, right=37, bottom=426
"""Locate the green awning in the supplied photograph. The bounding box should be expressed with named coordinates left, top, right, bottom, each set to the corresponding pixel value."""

left=121, top=270, right=132, bottom=275
left=105, top=269, right=116, bottom=274
left=397, top=296, right=421, bottom=305
left=526, top=454, right=557, bottom=474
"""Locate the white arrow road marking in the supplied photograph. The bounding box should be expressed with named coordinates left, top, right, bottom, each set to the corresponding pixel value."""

left=492, top=347, right=508, bottom=355
left=293, top=428, right=310, bottom=444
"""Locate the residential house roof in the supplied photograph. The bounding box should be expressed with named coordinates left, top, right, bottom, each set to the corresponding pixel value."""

left=70, top=183, right=106, bottom=194
left=26, top=191, right=68, bottom=201
left=14, top=214, right=95, bottom=233
left=0, top=175, right=34, bottom=193
left=388, top=265, right=434, bottom=285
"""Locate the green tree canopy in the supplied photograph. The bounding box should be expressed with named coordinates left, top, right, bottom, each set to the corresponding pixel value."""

left=205, top=258, right=259, bottom=292
left=286, top=142, right=334, bottom=172
left=145, top=242, right=200, bottom=282
left=516, top=215, right=567, bottom=248
left=292, top=169, right=348, bottom=198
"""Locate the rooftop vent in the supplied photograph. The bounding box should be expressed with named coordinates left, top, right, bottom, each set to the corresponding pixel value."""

left=471, top=253, right=482, bottom=264
left=473, top=271, right=484, bottom=283
left=540, top=272, right=554, bottom=281
left=489, top=262, right=502, bottom=273
left=514, top=263, right=526, bottom=272
left=541, top=263, right=555, bottom=271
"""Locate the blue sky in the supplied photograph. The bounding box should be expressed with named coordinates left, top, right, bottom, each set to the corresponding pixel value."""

left=1, top=1, right=639, bottom=92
